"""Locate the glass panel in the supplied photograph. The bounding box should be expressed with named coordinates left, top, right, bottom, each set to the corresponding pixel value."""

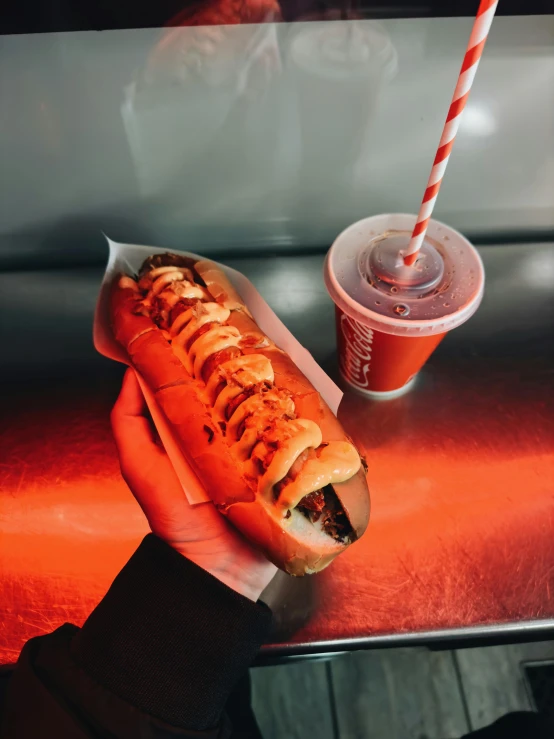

left=1, top=14, right=553, bottom=264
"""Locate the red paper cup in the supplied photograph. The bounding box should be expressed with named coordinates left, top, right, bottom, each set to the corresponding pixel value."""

left=325, top=214, right=485, bottom=398
left=335, top=306, right=446, bottom=395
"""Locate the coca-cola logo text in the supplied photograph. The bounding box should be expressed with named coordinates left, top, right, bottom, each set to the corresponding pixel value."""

left=339, top=314, right=373, bottom=388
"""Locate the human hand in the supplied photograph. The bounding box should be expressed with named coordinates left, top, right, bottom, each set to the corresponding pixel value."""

left=111, top=369, right=277, bottom=601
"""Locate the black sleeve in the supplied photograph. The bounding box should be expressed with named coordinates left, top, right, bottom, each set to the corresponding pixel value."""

left=0, top=534, right=273, bottom=738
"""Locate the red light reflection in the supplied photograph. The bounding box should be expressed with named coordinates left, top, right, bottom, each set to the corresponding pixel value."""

left=1, top=367, right=553, bottom=660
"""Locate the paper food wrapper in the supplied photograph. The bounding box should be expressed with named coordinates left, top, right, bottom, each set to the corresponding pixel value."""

left=94, top=238, right=342, bottom=505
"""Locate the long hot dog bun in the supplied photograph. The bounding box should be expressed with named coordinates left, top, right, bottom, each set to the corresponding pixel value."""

left=110, top=255, right=370, bottom=574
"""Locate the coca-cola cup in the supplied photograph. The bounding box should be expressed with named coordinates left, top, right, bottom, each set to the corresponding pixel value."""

left=324, top=213, right=485, bottom=399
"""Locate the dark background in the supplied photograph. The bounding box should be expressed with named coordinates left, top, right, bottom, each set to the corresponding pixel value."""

left=2, top=0, right=553, bottom=35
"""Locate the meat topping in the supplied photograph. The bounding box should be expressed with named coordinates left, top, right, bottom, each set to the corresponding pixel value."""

left=225, top=382, right=273, bottom=421
left=150, top=296, right=170, bottom=330
left=169, top=299, right=200, bottom=325
left=239, top=333, right=270, bottom=350
left=296, top=485, right=353, bottom=543
left=201, top=346, right=242, bottom=384
left=297, top=490, right=325, bottom=514
left=139, top=252, right=196, bottom=278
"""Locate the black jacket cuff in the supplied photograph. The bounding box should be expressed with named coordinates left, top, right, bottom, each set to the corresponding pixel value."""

left=71, top=534, right=272, bottom=730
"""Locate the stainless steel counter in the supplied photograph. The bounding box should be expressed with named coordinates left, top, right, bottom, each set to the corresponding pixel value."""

left=1, top=243, right=553, bottom=663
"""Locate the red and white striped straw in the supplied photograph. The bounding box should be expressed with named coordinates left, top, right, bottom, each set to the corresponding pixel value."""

left=403, top=0, right=498, bottom=267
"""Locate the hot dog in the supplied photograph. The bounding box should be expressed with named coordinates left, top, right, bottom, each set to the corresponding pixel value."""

left=110, top=252, right=370, bottom=575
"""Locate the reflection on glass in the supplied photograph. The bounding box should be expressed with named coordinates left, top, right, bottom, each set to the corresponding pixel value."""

left=121, top=3, right=398, bottom=236
left=460, top=104, right=497, bottom=137
left=288, top=20, right=397, bottom=193
left=143, top=0, right=282, bottom=89
left=122, top=2, right=284, bottom=216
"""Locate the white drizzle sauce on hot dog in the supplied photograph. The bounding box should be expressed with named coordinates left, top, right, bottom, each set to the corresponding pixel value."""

left=226, top=390, right=295, bottom=441
left=151, top=271, right=186, bottom=296
left=172, top=304, right=231, bottom=348
left=276, top=442, right=361, bottom=511
left=134, top=260, right=362, bottom=518
left=231, top=426, right=260, bottom=462
left=258, top=420, right=322, bottom=499
left=190, top=326, right=241, bottom=380
left=149, top=266, right=194, bottom=280
left=205, top=355, right=274, bottom=403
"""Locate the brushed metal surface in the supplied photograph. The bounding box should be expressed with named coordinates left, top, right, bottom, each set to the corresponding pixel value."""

left=0, top=243, right=553, bottom=663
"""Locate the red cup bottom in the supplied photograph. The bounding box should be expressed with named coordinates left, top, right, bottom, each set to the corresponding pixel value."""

left=335, top=306, right=445, bottom=394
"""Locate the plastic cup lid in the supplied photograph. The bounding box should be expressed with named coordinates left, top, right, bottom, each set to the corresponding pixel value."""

left=324, top=214, right=485, bottom=337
